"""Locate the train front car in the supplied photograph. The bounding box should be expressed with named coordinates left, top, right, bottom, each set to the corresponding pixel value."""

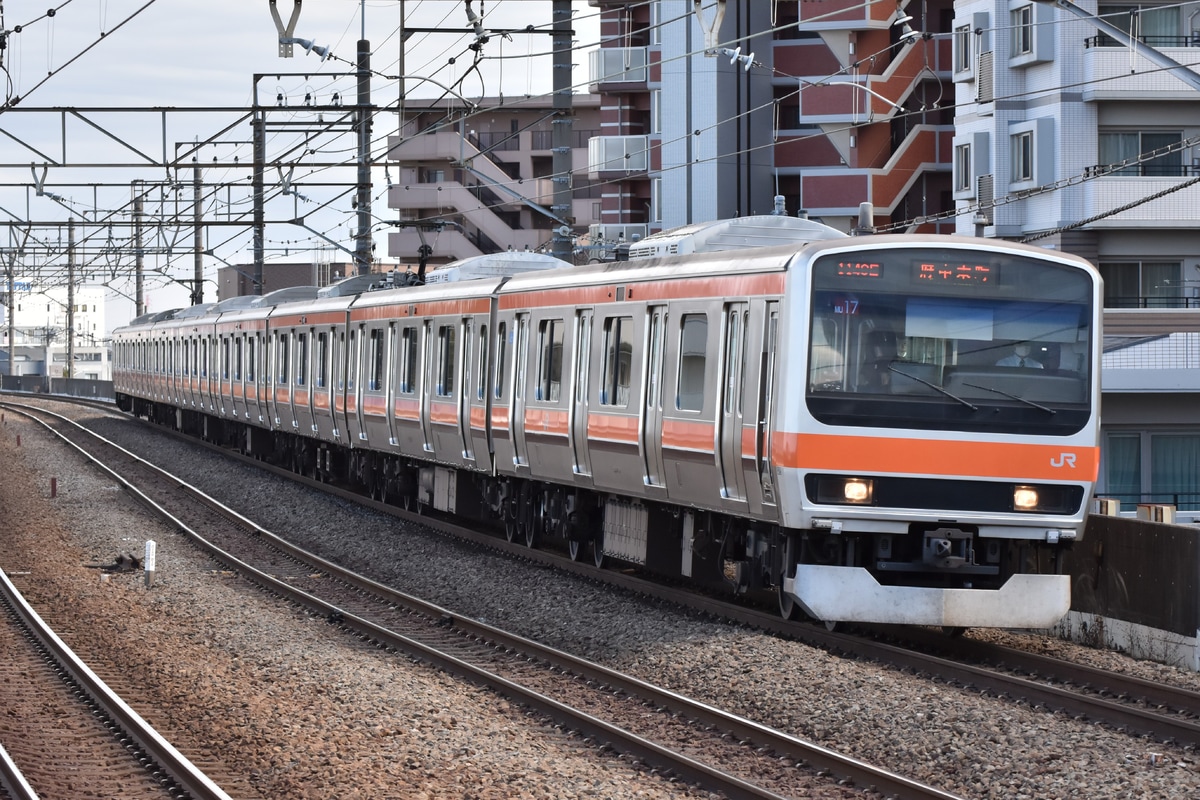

left=775, top=236, right=1101, bottom=630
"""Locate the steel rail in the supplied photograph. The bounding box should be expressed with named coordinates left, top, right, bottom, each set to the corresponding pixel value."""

left=6, top=399, right=964, bottom=800
left=0, top=569, right=233, bottom=800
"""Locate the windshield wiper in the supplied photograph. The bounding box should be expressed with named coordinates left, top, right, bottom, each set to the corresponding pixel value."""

left=962, top=382, right=1056, bottom=415
left=887, top=365, right=977, bottom=411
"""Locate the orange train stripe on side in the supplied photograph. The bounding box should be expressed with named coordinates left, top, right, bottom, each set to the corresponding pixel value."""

left=661, top=418, right=713, bottom=452
left=430, top=402, right=458, bottom=425
left=499, top=272, right=785, bottom=310
left=587, top=412, right=639, bottom=444
left=525, top=407, right=570, bottom=436
left=772, top=433, right=1100, bottom=482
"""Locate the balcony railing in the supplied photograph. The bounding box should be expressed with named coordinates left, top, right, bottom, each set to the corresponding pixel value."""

left=1086, top=33, right=1200, bottom=48
left=589, top=47, right=648, bottom=84
left=1104, top=294, right=1200, bottom=309
left=1085, top=163, right=1200, bottom=178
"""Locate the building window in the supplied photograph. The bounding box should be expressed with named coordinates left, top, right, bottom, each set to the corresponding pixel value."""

left=1096, top=4, right=1179, bottom=47
left=1098, top=130, right=1184, bottom=176
left=1011, top=6, right=1033, bottom=56
left=954, top=144, right=972, bottom=192
left=1099, top=261, right=1183, bottom=308
left=1011, top=130, right=1033, bottom=182
left=954, top=25, right=973, bottom=73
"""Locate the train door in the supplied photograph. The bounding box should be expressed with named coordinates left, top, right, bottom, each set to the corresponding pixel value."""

left=755, top=303, right=780, bottom=508
left=570, top=309, right=593, bottom=477
left=333, top=328, right=349, bottom=440
left=717, top=303, right=749, bottom=502
left=458, top=317, right=474, bottom=461
left=467, top=317, right=491, bottom=467
left=641, top=305, right=667, bottom=488
left=511, top=312, right=531, bottom=468
left=419, top=320, right=435, bottom=453
left=350, top=325, right=366, bottom=441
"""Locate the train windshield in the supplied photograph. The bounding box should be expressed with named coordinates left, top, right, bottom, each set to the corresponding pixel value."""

left=806, top=247, right=1095, bottom=435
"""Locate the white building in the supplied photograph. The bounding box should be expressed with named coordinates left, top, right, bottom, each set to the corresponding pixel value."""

left=1, top=282, right=111, bottom=380
left=951, top=0, right=1200, bottom=509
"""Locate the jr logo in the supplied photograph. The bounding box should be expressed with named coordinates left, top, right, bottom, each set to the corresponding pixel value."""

left=1050, top=453, right=1077, bottom=468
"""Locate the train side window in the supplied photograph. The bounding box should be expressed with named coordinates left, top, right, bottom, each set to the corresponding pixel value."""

left=601, top=316, right=633, bottom=407
left=347, top=328, right=359, bottom=392
left=399, top=327, right=417, bottom=394
left=315, top=332, right=328, bottom=389
left=476, top=323, right=489, bottom=401
left=368, top=328, right=385, bottom=391
left=221, top=337, right=230, bottom=380
left=677, top=314, right=708, bottom=411
left=278, top=333, right=290, bottom=385
left=247, top=337, right=256, bottom=383
left=536, top=319, right=563, bottom=402
left=201, top=339, right=209, bottom=378
left=297, top=332, right=309, bottom=387
left=436, top=324, right=456, bottom=397
left=493, top=322, right=508, bottom=400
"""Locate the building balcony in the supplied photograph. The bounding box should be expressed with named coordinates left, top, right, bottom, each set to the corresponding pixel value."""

left=589, top=46, right=649, bottom=89
left=587, top=135, right=650, bottom=177
left=792, top=124, right=951, bottom=215
left=795, top=42, right=938, bottom=121
left=1082, top=44, right=1200, bottom=100
left=1080, top=176, right=1200, bottom=228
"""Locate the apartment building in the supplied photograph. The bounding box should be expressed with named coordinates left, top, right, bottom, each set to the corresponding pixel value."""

left=386, top=94, right=602, bottom=266
left=952, top=0, right=1200, bottom=510
left=586, top=0, right=956, bottom=241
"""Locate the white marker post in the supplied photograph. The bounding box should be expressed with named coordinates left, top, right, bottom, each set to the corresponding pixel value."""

left=144, top=540, right=157, bottom=588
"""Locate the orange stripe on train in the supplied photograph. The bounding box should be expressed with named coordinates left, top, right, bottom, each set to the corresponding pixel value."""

left=772, top=433, right=1099, bottom=482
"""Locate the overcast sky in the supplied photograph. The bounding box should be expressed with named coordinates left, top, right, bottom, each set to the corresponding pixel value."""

left=0, top=0, right=601, bottom=329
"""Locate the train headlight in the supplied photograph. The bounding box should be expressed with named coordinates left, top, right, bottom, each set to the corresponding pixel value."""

left=1013, top=486, right=1039, bottom=511
left=814, top=476, right=875, bottom=505
left=843, top=478, right=873, bottom=504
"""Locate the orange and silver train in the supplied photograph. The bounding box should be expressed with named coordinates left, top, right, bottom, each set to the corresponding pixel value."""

left=112, top=216, right=1102, bottom=629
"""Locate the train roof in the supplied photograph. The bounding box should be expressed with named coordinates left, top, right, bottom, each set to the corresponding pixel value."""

left=424, top=251, right=573, bottom=283
left=625, top=215, right=847, bottom=260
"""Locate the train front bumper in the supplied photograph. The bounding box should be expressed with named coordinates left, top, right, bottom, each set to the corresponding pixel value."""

left=784, top=566, right=1070, bottom=629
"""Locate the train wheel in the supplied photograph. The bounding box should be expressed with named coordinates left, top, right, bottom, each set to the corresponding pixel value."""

left=824, top=620, right=842, bottom=633
left=592, top=531, right=605, bottom=568
left=568, top=538, right=582, bottom=561
left=505, top=518, right=518, bottom=543
left=778, top=585, right=800, bottom=621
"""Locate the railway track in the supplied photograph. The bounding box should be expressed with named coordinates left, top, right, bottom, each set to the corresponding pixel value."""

left=2, top=397, right=964, bottom=800
left=0, top=557, right=233, bottom=800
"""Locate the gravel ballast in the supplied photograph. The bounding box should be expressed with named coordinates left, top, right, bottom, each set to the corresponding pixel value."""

left=4, top=404, right=1199, bottom=799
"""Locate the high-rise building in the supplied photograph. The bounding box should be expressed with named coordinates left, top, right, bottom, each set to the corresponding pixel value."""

left=586, top=0, right=955, bottom=238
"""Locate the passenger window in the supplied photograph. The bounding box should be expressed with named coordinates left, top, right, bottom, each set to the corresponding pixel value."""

left=677, top=314, right=708, bottom=411
left=277, top=334, right=290, bottom=384
left=477, top=323, right=489, bottom=401
left=437, top=325, right=456, bottom=397
left=315, top=332, right=328, bottom=389
left=536, top=319, right=563, bottom=402
left=247, top=338, right=256, bottom=383
left=368, top=328, right=385, bottom=391
left=601, top=316, right=633, bottom=407
left=234, top=337, right=243, bottom=381
left=399, top=327, right=417, bottom=394
left=296, top=332, right=308, bottom=387
left=493, top=322, right=508, bottom=400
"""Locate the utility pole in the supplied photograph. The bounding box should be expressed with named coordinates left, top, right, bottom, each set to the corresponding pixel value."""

left=252, top=108, right=266, bottom=294
left=193, top=160, right=204, bottom=305
left=355, top=37, right=373, bottom=275
left=66, top=218, right=75, bottom=379
left=133, top=181, right=145, bottom=317
left=550, top=0, right=574, bottom=261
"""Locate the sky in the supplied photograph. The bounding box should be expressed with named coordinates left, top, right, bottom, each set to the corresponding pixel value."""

left=0, top=0, right=602, bottom=332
